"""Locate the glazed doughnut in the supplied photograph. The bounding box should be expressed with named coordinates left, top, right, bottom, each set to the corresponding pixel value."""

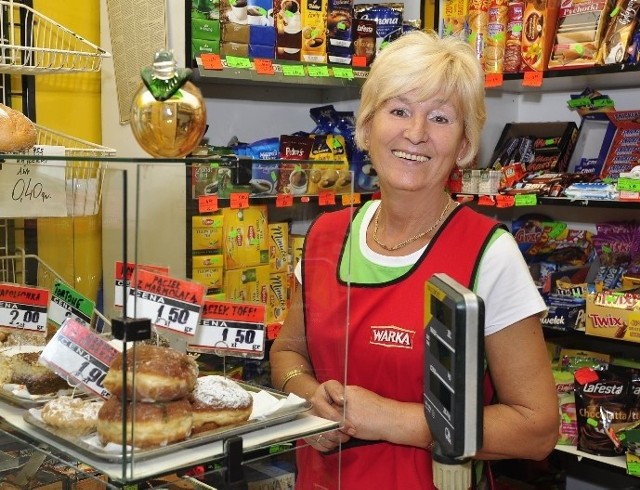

left=41, top=396, right=104, bottom=435
left=97, top=397, right=193, bottom=448
left=189, top=375, right=253, bottom=431
left=103, top=344, right=198, bottom=402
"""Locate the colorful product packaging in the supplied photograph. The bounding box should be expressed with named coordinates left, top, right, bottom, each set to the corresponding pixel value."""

left=222, top=205, right=269, bottom=270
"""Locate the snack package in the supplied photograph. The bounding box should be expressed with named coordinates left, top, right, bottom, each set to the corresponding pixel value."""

left=485, top=0, right=509, bottom=73
left=548, top=0, right=613, bottom=70
left=503, top=0, right=525, bottom=72
left=574, top=367, right=629, bottom=456
left=597, top=0, right=640, bottom=64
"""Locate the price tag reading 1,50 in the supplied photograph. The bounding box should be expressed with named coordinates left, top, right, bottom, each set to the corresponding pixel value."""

left=0, top=283, right=49, bottom=333
left=126, top=269, right=205, bottom=336
left=189, top=300, right=266, bottom=359
left=40, top=319, right=119, bottom=399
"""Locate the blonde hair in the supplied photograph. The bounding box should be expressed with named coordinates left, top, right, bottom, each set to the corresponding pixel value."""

left=355, top=31, right=486, bottom=168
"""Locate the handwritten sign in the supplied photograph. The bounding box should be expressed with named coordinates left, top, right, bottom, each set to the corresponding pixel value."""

left=40, top=319, right=118, bottom=398
left=0, top=146, right=67, bottom=218
left=126, top=269, right=205, bottom=336
left=0, top=283, right=49, bottom=333
left=189, top=300, right=266, bottom=359
left=48, top=279, right=95, bottom=327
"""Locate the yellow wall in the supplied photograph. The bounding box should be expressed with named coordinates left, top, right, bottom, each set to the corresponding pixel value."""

left=31, top=2, right=103, bottom=300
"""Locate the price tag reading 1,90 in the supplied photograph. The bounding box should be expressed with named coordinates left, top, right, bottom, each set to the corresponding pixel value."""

left=127, top=269, right=206, bottom=336
left=40, top=319, right=119, bottom=399
left=189, top=300, right=266, bottom=359
left=0, top=283, right=49, bottom=333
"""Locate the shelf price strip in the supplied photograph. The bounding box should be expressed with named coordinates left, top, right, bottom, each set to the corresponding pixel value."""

left=40, top=318, right=119, bottom=399
left=48, top=279, right=95, bottom=327
left=189, top=300, right=266, bottom=359
left=126, top=269, right=206, bottom=336
left=0, top=283, right=49, bottom=333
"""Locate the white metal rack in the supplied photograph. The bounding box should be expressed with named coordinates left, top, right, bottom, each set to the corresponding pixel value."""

left=0, top=0, right=110, bottom=74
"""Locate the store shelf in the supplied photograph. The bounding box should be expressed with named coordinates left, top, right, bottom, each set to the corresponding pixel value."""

left=488, top=64, right=640, bottom=94
left=193, top=56, right=366, bottom=101
left=455, top=194, right=639, bottom=209
left=555, top=445, right=627, bottom=470
left=0, top=0, right=110, bottom=74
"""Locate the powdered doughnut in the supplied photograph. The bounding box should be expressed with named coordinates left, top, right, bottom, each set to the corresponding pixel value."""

left=41, top=396, right=104, bottom=435
left=189, top=375, right=253, bottom=431
left=97, top=396, right=193, bottom=448
left=103, top=344, right=198, bottom=402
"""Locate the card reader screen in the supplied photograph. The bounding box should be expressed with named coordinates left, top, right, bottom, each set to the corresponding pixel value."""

left=429, top=371, right=452, bottom=413
left=433, top=297, right=453, bottom=331
left=430, top=337, right=452, bottom=372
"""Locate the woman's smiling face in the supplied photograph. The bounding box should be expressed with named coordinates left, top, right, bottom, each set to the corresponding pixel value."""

left=365, top=89, right=468, bottom=192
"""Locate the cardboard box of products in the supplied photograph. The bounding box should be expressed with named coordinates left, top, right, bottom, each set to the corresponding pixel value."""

left=585, top=289, right=640, bottom=342
left=521, top=0, right=560, bottom=71
left=489, top=121, right=579, bottom=173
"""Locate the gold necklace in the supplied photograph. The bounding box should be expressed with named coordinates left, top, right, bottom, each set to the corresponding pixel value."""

left=373, top=197, right=454, bottom=252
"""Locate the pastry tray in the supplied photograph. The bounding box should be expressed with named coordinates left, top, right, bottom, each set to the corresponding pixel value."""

left=23, top=383, right=312, bottom=463
left=0, top=385, right=82, bottom=409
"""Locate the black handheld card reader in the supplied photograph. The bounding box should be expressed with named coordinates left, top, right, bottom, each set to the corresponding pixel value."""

left=424, top=273, right=484, bottom=490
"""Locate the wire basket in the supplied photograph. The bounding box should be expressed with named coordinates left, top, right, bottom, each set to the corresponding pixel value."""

left=35, top=124, right=116, bottom=217
left=0, top=0, right=111, bottom=74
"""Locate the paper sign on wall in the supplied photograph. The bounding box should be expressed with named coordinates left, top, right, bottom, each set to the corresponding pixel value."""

left=0, top=146, right=67, bottom=218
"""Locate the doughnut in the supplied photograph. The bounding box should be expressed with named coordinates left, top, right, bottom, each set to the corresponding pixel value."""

left=97, top=396, right=193, bottom=448
left=103, top=344, right=198, bottom=402
left=189, top=375, right=253, bottom=432
left=41, top=396, right=104, bottom=435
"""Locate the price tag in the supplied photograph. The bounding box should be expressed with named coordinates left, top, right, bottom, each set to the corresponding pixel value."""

left=319, top=190, right=336, bottom=206
left=127, top=269, right=205, bottom=336
left=332, top=66, right=354, bottom=79
left=341, top=193, right=361, bottom=205
left=0, top=283, right=49, bottom=333
left=307, top=65, right=330, bottom=77
left=225, top=56, right=252, bottom=69
left=189, top=300, right=266, bottom=358
left=495, top=194, right=515, bottom=208
left=617, top=177, right=640, bottom=192
left=48, top=279, right=95, bottom=327
left=200, top=53, right=223, bottom=70
left=230, top=192, right=250, bottom=209
left=514, top=193, right=537, bottom=206
left=282, top=64, right=305, bottom=76
left=253, top=58, right=275, bottom=75
left=352, top=55, right=367, bottom=67
left=276, top=193, right=294, bottom=208
left=477, top=195, right=496, bottom=206
left=199, top=194, right=219, bottom=213
left=114, top=261, right=170, bottom=308
left=522, top=71, right=543, bottom=87
left=267, top=322, right=283, bottom=340
left=485, top=73, right=503, bottom=88
left=40, top=319, right=119, bottom=398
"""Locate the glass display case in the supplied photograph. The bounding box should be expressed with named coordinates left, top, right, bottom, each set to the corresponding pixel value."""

left=0, top=152, right=354, bottom=489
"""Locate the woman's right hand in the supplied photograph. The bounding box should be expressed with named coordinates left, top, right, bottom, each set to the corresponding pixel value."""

left=304, top=380, right=357, bottom=452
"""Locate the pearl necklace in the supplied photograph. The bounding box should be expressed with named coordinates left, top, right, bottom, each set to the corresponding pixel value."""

left=373, top=197, right=454, bottom=252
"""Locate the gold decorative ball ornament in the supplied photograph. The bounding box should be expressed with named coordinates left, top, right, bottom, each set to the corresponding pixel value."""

left=130, top=50, right=207, bottom=158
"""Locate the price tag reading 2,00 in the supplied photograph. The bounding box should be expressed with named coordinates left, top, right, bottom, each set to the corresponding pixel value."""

left=0, top=283, right=49, bottom=333
left=189, top=300, right=266, bottom=359
left=126, top=269, right=205, bottom=336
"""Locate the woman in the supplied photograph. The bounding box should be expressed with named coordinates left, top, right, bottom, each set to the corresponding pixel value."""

left=270, top=30, right=558, bottom=489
